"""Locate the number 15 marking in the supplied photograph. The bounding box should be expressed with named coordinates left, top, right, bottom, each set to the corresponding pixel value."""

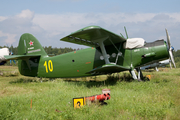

left=44, top=60, right=53, bottom=73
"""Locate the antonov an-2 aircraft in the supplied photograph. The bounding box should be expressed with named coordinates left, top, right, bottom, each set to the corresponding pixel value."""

left=4, top=26, right=176, bottom=80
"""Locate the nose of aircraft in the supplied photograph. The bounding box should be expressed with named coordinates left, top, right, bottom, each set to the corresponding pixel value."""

left=171, top=46, right=174, bottom=51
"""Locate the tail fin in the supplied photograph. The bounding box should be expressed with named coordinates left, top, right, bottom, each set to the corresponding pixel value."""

left=18, top=33, right=47, bottom=56
left=17, top=33, right=48, bottom=77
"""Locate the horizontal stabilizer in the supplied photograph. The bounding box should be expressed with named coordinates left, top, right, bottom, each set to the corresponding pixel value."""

left=86, top=64, right=130, bottom=75
left=4, top=55, right=41, bottom=60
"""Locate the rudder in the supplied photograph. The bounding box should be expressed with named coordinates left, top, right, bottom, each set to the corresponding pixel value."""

left=18, top=33, right=47, bottom=77
left=18, top=33, right=47, bottom=56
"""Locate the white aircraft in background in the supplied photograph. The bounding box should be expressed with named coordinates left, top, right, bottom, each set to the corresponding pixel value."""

left=0, top=48, right=9, bottom=65
left=0, top=47, right=16, bottom=65
left=140, top=59, right=170, bottom=71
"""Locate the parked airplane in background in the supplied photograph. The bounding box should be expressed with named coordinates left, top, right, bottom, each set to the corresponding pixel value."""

left=140, top=59, right=170, bottom=71
left=4, top=26, right=176, bottom=80
left=0, top=48, right=9, bottom=65
left=0, top=47, right=16, bottom=65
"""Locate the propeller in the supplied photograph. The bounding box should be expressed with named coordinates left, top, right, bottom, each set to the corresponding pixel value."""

left=165, top=29, right=176, bottom=68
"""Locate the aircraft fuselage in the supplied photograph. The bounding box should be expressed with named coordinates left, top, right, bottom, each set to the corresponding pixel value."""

left=18, top=40, right=169, bottom=78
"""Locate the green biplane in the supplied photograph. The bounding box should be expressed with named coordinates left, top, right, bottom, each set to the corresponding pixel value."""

left=4, top=26, right=176, bottom=80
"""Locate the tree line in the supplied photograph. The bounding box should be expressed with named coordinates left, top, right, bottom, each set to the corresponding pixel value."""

left=0, top=46, right=78, bottom=55
left=174, top=49, right=180, bottom=68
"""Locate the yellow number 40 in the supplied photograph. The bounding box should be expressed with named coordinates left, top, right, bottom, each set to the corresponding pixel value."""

left=44, top=60, right=53, bottom=73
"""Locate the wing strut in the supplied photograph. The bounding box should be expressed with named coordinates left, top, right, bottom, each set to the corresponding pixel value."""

left=108, top=39, right=131, bottom=67
left=98, top=37, right=131, bottom=67
left=99, top=41, right=110, bottom=64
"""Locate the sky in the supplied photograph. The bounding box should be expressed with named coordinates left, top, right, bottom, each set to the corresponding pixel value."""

left=0, top=0, right=180, bottom=50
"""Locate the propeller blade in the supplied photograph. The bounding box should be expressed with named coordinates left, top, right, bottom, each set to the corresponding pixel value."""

left=165, top=29, right=171, bottom=48
left=169, top=50, right=176, bottom=68
left=165, top=28, right=176, bottom=68
left=169, top=59, right=172, bottom=69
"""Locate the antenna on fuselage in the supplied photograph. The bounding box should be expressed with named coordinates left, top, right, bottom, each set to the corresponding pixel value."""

left=124, top=26, right=128, bottom=39
left=119, top=26, right=129, bottom=39
left=120, top=33, right=125, bottom=38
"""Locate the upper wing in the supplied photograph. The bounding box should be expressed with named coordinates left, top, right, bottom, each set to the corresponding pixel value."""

left=60, top=26, right=127, bottom=47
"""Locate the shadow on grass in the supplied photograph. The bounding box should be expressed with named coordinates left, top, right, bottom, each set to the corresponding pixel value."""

left=143, top=69, right=155, bottom=72
left=63, top=73, right=136, bottom=88
left=9, top=78, right=38, bottom=84
left=9, top=78, right=50, bottom=84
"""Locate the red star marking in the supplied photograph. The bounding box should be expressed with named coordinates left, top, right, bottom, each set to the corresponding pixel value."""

left=29, top=41, right=34, bottom=46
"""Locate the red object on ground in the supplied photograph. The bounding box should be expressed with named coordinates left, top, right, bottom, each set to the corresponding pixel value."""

left=85, top=93, right=110, bottom=102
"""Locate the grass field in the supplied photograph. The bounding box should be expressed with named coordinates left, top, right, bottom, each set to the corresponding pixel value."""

left=0, top=66, right=180, bottom=120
